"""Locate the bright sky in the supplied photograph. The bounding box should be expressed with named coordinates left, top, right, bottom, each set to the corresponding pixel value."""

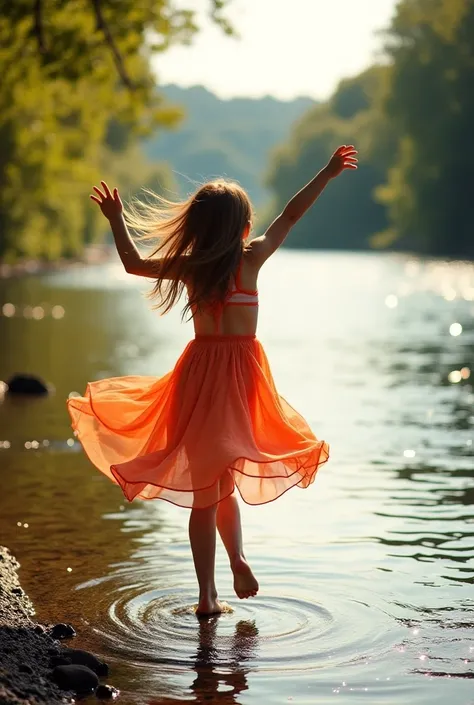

left=154, top=0, right=398, bottom=100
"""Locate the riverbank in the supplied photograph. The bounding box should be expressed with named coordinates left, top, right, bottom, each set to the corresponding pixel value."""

left=0, top=245, right=114, bottom=279
left=0, top=546, right=117, bottom=703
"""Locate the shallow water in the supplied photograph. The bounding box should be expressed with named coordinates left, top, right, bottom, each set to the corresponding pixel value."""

left=0, top=251, right=473, bottom=705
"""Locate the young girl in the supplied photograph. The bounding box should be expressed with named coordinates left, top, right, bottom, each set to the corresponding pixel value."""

left=68, top=145, right=357, bottom=615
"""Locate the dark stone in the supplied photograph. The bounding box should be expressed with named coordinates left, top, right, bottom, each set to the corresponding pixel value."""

left=34, top=624, right=46, bottom=634
left=51, top=664, right=99, bottom=694
left=18, top=663, right=34, bottom=674
left=11, top=587, right=23, bottom=595
left=6, top=374, right=50, bottom=396
left=96, top=684, right=120, bottom=700
left=49, top=656, right=72, bottom=667
left=60, top=648, right=109, bottom=677
left=49, top=622, right=76, bottom=640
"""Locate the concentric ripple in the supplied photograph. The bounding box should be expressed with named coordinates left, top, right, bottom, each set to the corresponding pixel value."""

left=80, top=566, right=396, bottom=676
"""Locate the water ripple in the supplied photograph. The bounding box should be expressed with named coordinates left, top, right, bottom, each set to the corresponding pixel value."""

left=82, top=568, right=395, bottom=675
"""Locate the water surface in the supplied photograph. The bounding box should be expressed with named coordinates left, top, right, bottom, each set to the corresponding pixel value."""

left=0, top=251, right=473, bottom=704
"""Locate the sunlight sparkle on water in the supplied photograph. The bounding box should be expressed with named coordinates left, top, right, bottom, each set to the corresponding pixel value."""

left=463, top=287, right=474, bottom=301
left=2, top=303, right=15, bottom=317
left=32, top=306, right=45, bottom=320
left=405, top=261, right=420, bottom=276
left=448, top=371, right=462, bottom=384
left=449, top=322, right=462, bottom=336
left=443, top=288, right=457, bottom=301
left=385, top=295, right=398, bottom=308
left=460, top=367, right=471, bottom=379
left=404, top=449, right=416, bottom=458
left=51, top=305, right=65, bottom=319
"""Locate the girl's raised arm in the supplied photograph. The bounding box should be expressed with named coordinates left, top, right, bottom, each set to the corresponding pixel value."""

left=249, top=145, right=357, bottom=267
left=90, top=181, right=180, bottom=279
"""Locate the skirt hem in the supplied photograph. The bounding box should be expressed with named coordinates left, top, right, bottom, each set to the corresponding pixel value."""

left=110, top=443, right=330, bottom=508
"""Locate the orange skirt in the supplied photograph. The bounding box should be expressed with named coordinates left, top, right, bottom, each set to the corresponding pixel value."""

left=67, top=335, right=329, bottom=508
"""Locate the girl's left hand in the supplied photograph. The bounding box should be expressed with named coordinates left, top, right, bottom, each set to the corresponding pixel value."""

left=90, top=181, right=123, bottom=220
left=325, top=145, right=358, bottom=178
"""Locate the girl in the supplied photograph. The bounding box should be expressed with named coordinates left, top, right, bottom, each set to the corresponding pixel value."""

left=68, top=145, right=357, bottom=615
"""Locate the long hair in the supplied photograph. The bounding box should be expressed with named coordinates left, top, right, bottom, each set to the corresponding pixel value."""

left=125, top=180, right=254, bottom=319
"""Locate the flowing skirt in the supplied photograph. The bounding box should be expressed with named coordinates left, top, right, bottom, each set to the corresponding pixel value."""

left=67, top=335, right=329, bottom=508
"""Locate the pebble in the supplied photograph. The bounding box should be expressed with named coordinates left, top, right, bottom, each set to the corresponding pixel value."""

left=51, top=664, right=99, bottom=694
left=60, top=648, right=109, bottom=677
left=49, top=623, right=76, bottom=640
left=96, top=684, right=120, bottom=700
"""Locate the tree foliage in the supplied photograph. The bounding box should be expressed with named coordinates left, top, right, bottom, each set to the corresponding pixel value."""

left=376, top=0, right=474, bottom=256
left=264, top=67, right=391, bottom=249
left=265, top=0, right=474, bottom=257
left=0, top=0, right=230, bottom=261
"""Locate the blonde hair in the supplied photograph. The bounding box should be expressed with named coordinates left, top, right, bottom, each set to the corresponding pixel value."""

left=125, top=180, right=254, bottom=319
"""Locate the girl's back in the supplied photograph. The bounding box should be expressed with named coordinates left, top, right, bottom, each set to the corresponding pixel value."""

left=190, top=254, right=259, bottom=337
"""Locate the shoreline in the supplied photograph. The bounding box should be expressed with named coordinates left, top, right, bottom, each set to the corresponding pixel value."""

left=0, top=245, right=114, bottom=280
left=0, top=546, right=117, bottom=703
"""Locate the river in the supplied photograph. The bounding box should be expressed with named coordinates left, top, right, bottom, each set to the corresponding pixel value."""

left=0, top=250, right=473, bottom=704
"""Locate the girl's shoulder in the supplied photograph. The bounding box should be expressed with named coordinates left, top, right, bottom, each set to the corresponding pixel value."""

left=238, top=250, right=259, bottom=293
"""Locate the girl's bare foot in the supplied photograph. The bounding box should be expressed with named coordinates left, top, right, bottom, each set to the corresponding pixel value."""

left=196, top=592, right=224, bottom=616
left=231, top=556, right=259, bottom=599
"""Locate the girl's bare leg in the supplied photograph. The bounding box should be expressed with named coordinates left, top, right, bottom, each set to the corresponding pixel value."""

left=189, top=505, right=223, bottom=615
left=216, top=491, right=259, bottom=600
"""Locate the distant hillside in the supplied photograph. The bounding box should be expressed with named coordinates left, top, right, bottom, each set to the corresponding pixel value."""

left=144, top=85, right=315, bottom=206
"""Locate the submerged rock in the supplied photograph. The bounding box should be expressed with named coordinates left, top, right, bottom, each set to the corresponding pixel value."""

left=60, top=648, right=109, bottom=677
left=51, top=664, right=98, bottom=694
left=49, top=623, right=76, bottom=640
left=96, top=684, right=120, bottom=700
left=6, top=374, right=50, bottom=396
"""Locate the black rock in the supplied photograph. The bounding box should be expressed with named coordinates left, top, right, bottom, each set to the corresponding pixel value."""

left=34, top=624, right=46, bottom=634
left=61, top=647, right=109, bottom=677
left=51, top=664, right=99, bottom=694
left=11, top=587, right=23, bottom=595
left=50, top=622, right=76, bottom=639
left=50, top=656, right=72, bottom=667
left=96, top=684, right=120, bottom=700
left=19, top=663, right=34, bottom=674
left=6, top=373, right=50, bottom=396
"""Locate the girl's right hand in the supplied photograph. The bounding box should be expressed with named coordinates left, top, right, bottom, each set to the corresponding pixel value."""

left=90, top=181, right=123, bottom=220
left=325, top=145, right=358, bottom=178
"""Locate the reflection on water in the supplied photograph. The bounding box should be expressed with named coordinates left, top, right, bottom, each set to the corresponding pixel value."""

left=0, top=251, right=473, bottom=704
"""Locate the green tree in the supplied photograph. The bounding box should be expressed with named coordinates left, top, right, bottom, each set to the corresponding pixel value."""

left=264, top=67, right=390, bottom=249
left=376, top=0, right=474, bottom=257
left=0, top=1, right=231, bottom=262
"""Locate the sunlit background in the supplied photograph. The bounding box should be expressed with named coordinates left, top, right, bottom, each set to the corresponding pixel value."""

left=156, top=0, right=396, bottom=100
left=1, top=1, right=473, bottom=704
